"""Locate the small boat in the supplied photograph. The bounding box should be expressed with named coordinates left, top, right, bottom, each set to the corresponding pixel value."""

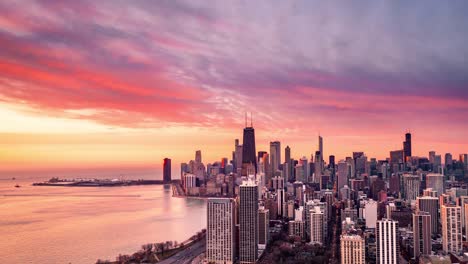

left=15, top=184, right=21, bottom=188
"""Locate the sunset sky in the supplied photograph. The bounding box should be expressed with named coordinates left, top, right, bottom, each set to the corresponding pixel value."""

left=1, top=1, right=467, bottom=172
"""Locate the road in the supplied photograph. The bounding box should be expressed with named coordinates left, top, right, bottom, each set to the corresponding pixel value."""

left=158, top=239, right=205, bottom=264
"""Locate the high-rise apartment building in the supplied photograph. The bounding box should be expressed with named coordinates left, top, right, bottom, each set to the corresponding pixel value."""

left=376, top=219, right=400, bottom=264
left=258, top=207, right=269, bottom=248
left=416, top=196, right=439, bottom=235
left=341, top=234, right=365, bottom=264
left=310, top=206, right=324, bottom=245
left=239, top=179, right=259, bottom=263
left=207, top=198, right=236, bottom=264
left=441, top=204, right=462, bottom=254
left=402, top=174, right=420, bottom=203
left=413, top=211, right=431, bottom=257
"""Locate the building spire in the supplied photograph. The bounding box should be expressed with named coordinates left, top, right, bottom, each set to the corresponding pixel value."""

left=250, top=112, right=253, bottom=127
left=245, top=112, right=247, bottom=127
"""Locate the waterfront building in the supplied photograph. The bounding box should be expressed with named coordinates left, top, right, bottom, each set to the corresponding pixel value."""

left=207, top=198, right=236, bottom=264
left=239, top=179, right=258, bottom=263
left=163, top=158, right=171, bottom=183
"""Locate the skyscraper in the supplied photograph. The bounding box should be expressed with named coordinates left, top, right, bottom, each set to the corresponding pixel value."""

left=376, top=219, right=400, bottom=264
left=269, top=141, right=281, bottom=176
left=403, top=132, right=411, bottom=162
left=318, top=135, right=323, bottom=163
left=258, top=207, right=269, bottom=248
left=310, top=206, right=324, bottom=245
left=285, top=146, right=291, bottom=182
left=207, top=198, right=235, bottom=264
left=402, top=174, right=420, bottom=203
left=242, top=125, right=257, bottom=176
left=426, top=173, right=444, bottom=197
left=341, top=234, right=365, bottom=264
left=413, top=211, right=431, bottom=257
left=441, top=204, right=462, bottom=254
left=239, top=179, right=258, bottom=263
left=163, top=158, right=171, bottom=183
left=195, top=150, right=202, bottom=163
left=416, top=196, right=439, bottom=235
left=337, top=161, right=349, bottom=193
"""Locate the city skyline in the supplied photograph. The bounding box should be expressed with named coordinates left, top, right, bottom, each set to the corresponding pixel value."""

left=1, top=1, right=468, bottom=171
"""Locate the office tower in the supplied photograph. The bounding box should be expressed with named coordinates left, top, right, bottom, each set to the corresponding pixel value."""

left=163, top=158, right=171, bottom=183
left=277, top=189, right=285, bottom=218
left=242, top=125, right=257, bottom=176
left=362, top=199, right=378, bottom=229
left=403, top=132, right=412, bottom=162
left=429, top=151, right=436, bottom=164
left=426, top=173, right=444, bottom=197
left=195, top=150, right=202, bottom=163
left=341, top=234, right=365, bottom=264
left=416, top=196, right=439, bottom=234
left=285, top=146, right=291, bottom=182
left=445, top=153, right=453, bottom=168
left=323, top=190, right=334, bottom=219
left=258, top=207, right=269, bottom=248
left=413, top=211, right=431, bottom=257
left=341, top=208, right=358, bottom=222
left=318, top=135, right=323, bottom=163
left=402, top=174, right=420, bottom=203
left=299, top=156, right=309, bottom=182
left=390, top=150, right=404, bottom=164
left=314, top=151, right=322, bottom=185
left=460, top=154, right=468, bottom=169
left=433, top=155, right=442, bottom=173
left=310, top=206, right=324, bottom=245
left=235, top=142, right=243, bottom=174
left=329, top=155, right=335, bottom=169
left=269, top=141, right=281, bottom=177
left=337, top=161, right=349, bottom=192
left=441, top=204, right=462, bottom=254
left=389, top=174, right=400, bottom=194
left=207, top=198, right=235, bottom=264
left=376, top=219, right=400, bottom=264
left=239, top=179, right=259, bottom=263
left=272, top=176, right=284, bottom=190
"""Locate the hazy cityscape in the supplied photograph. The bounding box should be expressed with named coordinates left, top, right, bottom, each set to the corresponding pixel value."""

left=161, top=122, right=468, bottom=264
left=1, top=1, right=468, bottom=264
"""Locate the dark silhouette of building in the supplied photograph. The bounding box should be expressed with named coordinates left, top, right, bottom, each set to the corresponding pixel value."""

left=403, top=132, right=412, bottom=161
left=163, top=158, right=171, bottom=183
left=242, top=126, right=257, bottom=175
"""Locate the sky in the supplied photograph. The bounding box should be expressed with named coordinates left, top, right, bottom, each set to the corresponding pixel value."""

left=0, top=0, right=467, bottom=172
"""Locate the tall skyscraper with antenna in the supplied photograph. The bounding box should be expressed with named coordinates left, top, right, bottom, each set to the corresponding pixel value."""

left=403, top=132, right=412, bottom=162
left=242, top=113, right=257, bottom=176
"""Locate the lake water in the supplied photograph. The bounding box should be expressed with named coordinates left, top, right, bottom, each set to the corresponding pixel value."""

left=0, top=168, right=207, bottom=264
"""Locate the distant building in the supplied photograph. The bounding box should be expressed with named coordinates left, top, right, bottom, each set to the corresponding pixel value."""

left=206, top=198, right=235, bottom=264
left=441, top=204, right=462, bottom=254
left=362, top=199, right=378, bottom=229
left=163, top=158, right=171, bottom=182
left=269, top=141, right=281, bottom=177
left=376, top=219, right=399, bottom=264
left=416, top=197, right=438, bottom=236
left=289, top=220, right=306, bottom=240
left=239, top=179, right=258, bottom=263
left=403, top=132, right=412, bottom=162
left=341, top=234, right=365, bottom=264
left=413, top=211, right=431, bottom=257
left=425, top=173, right=444, bottom=198
left=258, top=207, right=269, bottom=247
left=402, top=174, right=420, bottom=203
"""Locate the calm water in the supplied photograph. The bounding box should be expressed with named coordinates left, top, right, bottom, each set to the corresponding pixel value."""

left=0, top=168, right=206, bottom=264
